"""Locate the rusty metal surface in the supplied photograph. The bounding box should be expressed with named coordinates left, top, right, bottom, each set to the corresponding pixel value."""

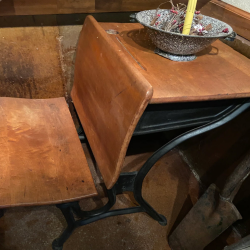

left=169, top=184, right=242, bottom=250
left=225, top=235, right=250, bottom=250
left=0, top=26, right=65, bottom=99
left=222, top=35, right=250, bottom=60
left=221, top=151, right=250, bottom=201
left=169, top=151, right=250, bottom=250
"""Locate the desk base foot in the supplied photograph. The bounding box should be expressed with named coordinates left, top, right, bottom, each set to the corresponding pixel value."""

left=52, top=239, right=63, bottom=250
left=158, top=214, right=167, bottom=226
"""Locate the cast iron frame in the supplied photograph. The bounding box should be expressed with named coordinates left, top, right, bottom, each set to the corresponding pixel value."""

left=52, top=101, right=250, bottom=250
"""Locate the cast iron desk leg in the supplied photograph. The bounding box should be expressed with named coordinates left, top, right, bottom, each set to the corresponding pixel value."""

left=52, top=102, right=250, bottom=250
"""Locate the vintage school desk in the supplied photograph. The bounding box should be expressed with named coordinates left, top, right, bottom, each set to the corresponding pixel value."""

left=53, top=16, right=250, bottom=249
left=1, top=15, right=250, bottom=250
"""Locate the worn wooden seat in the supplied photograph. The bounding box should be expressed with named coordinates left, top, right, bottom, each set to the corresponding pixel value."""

left=0, top=97, right=97, bottom=208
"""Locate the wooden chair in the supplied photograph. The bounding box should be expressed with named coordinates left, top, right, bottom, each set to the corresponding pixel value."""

left=0, top=15, right=166, bottom=250
left=52, top=15, right=168, bottom=250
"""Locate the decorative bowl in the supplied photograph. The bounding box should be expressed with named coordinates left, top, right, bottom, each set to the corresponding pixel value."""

left=136, top=9, right=235, bottom=57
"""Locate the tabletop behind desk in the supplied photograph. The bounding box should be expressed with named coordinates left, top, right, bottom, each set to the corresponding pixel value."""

left=100, top=22, right=250, bottom=104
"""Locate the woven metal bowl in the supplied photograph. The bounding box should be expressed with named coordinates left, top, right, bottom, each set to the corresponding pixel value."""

left=136, top=9, right=235, bottom=56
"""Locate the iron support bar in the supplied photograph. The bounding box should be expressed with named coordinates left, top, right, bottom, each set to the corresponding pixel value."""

left=53, top=101, right=250, bottom=250
left=71, top=188, right=116, bottom=218
left=133, top=102, right=250, bottom=223
left=75, top=206, right=144, bottom=228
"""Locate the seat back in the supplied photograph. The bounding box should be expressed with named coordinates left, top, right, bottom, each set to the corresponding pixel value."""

left=71, top=16, right=152, bottom=189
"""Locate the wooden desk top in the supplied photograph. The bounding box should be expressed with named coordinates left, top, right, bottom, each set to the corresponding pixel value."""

left=100, top=22, right=250, bottom=104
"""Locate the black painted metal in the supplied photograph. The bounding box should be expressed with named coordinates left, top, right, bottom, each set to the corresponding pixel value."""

left=133, top=101, right=250, bottom=222
left=52, top=100, right=250, bottom=250
left=77, top=124, right=86, bottom=141
left=52, top=206, right=76, bottom=250
left=73, top=188, right=116, bottom=218
left=52, top=171, right=166, bottom=250
left=74, top=103, right=86, bottom=142
left=115, top=171, right=138, bottom=194
left=134, top=99, right=247, bottom=135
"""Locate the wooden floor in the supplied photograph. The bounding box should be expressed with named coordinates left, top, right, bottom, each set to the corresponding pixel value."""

left=0, top=25, right=65, bottom=99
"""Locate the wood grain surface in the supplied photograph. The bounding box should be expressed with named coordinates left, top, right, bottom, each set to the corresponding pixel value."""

left=0, top=25, right=64, bottom=99
left=0, top=97, right=97, bottom=208
left=71, top=16, right=153, bottom=189
left=14, top=0, right=57, bottom=15
left=0, top=0, right=211, bottom=16
left=99, top=22, right=250, bottom=104
left=201, top=0, right=250, bottom=41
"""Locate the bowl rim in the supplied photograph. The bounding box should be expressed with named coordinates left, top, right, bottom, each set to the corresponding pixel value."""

left=136, top=9, right=234, bottom=39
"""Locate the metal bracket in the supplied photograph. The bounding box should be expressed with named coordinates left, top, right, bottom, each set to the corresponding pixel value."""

left=129, top=13, right=138, bottom=23
left=115, top=171, right=137, bottom=194
left=224, top=31, right=237, bottom=42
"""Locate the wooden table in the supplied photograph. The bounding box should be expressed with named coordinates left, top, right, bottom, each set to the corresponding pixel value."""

left=99, top=22, right=250, bottom=135
left=100, top=22, right=250, bottom=102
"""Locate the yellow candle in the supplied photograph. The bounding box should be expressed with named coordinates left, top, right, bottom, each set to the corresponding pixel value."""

left=182, top=0, right=198, bottom=35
